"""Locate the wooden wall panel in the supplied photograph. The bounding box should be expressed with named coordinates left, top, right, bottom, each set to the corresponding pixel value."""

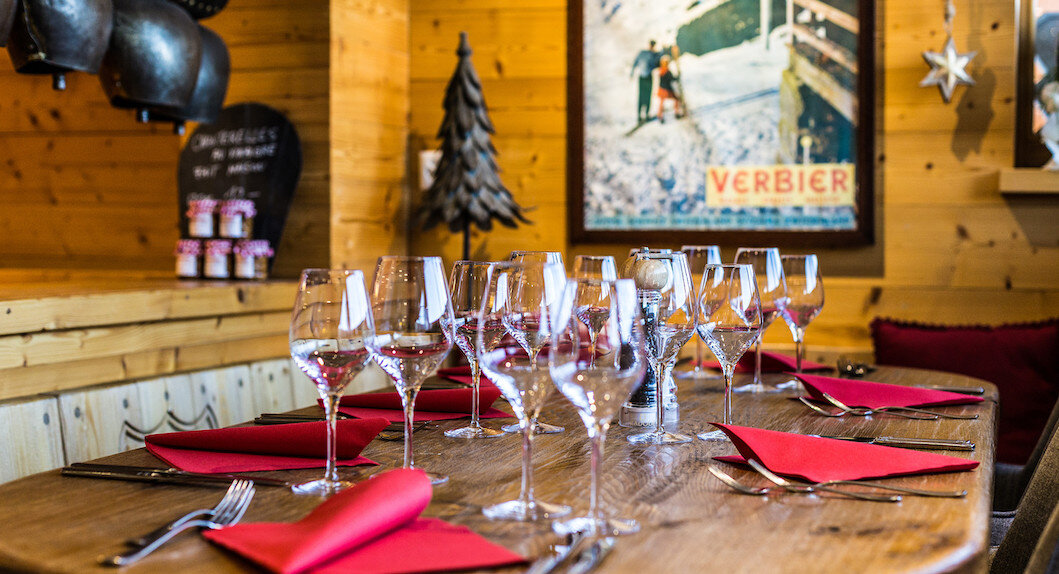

left=0, top=397, right=64, bottom=484
left=329, top=0, right=410, bottom=273
left=407, top=0, right=1059, bottom=354
left=0, top=0, right=330, bottom=277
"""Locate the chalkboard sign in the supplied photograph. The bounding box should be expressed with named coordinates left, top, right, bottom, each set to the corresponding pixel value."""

left=177, top=102, right=302, bottom=269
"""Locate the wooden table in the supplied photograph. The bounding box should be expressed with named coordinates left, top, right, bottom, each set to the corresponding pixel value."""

left=0, top=367, right=996, bottom=573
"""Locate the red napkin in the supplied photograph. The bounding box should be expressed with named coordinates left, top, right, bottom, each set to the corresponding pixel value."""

left=699, top=351, right=830, bottom=372
left=796, top=373, right=985, bottom=409
left=145, top=419, right=388, bottom=474
left=712, top=423, right=979, bottom=482
left=333, top=385, right=510, bottom=423
left=204, top=468, right=526, bottom=574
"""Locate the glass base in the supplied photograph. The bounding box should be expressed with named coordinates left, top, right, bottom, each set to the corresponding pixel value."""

left=444, top=425, right=507, bottom=439
left=552, top=515, right=640, bottom=537
left=732, top=382, right=784, bottom=394
left=697, top=429, right=728, bottom=441
left=422, top=470, right=449, bottom=485
left=627, top=429, right=693, bottom=445
left=502, top=421, right=565, bottom=434
left=483, top=499, right=571, bottom=521
left=673, top=368, right=723, bottom=380
left=291, top=478, right=355, bottom=496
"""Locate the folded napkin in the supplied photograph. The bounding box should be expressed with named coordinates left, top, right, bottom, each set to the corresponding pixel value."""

left=796, top=372, right=985, bottom=409
left=700, top=351, right=830, bottom=373
left=712, top=423, right=979, bottom=482
left=205, top=468, right=526, bottom=574
left=436, top=365, right=500, bottom=390
left=145, top=418, right=388, bottom=474
left=333, top=386, right=510, bottom=423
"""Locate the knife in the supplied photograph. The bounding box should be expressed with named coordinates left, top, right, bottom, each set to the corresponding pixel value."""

left=63, top=463, right=294, bottom=487
left=812, top=435, right=975, bottom=451
left=923, top=385, right=986, bottom=395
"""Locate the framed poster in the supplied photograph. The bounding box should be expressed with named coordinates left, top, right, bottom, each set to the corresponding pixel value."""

left=1015, top=0, right=1059, bottom=168
left=568, top=0, right=875, bottom=246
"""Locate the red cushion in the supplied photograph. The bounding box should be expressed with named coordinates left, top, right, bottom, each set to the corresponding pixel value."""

left=870, top=318, right=1059, bottom=465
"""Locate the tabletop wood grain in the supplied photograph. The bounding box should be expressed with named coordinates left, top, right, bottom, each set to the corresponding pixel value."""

left=0, top=366, right=996, bottom=573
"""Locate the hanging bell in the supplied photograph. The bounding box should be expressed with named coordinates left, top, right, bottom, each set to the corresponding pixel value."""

left=147, top=24, right=229, bottom=135
left=0, top=0, right=15, bottom=47
left=5, top=0, right=115, bottom=90
left=166, top=0, right=227, bottom=20
left=99, top=0, right=202, bottom=115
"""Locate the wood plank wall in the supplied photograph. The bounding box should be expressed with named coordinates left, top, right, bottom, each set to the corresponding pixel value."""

left=0, top=0, right=330, bottom=277
left=329, top=0, right=410, bottom=274
left=407, top=0, right=1059, bottom=354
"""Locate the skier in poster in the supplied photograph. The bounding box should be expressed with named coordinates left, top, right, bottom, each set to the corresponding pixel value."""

left=656, top=54, right=684, bottom=122
left=631, top=39, right=660, bottom=124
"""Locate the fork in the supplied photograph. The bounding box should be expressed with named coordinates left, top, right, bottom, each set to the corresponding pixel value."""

left=126, top=479, right=254, bottom=548
left=100, top=481, right=255, bottom=567
left=823, top=393, right=978, bottom=420
left=799, top=396, right=936, bottom=420
left=746, top=459, right=901, bottom=502
left=708, top=466, right=775, bottom=495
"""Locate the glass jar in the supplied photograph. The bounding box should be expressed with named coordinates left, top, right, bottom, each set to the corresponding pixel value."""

left=233, top=240, right=273, bottom=280
left=186, top=198, right=219, bottom=238
left=219, top=199, right=257, bottom=239
left=203, top=239, right=232, bottom=279
left=174, top=239, right=202, bottom=278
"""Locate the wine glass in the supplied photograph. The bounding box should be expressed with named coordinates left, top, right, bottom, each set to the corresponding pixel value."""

left=288, top=269, right=374, bottom=496
left=779, top=254, right=825, bottom=378
left=367, top=256, right=455, bottom=485
left=502, top=250, right=566, bottom=435
left=444, top=261, right=506, bottom=439
left=480, top=261, right=572, bottom=521
left=550, top=278, right=647, bottom=536
left=625, top=251, right=697, bottom=445
left=696, top=264, right=762, bottom=441
left=675, top=245, right=722, bottom=380
left=732, top=248, right=787, bottom=393
left=571, top=255, right=618, bottom=364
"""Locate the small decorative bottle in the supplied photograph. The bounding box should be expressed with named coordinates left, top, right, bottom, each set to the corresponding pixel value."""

left=219, top=199, right=256, bottom=239
left=174, top=239, right=202, bottom=278
left=233, top=240, right=274, bottom=280
left=203, top=239, right=232, bottom=279
left=186, top=198, right=219, bottom=238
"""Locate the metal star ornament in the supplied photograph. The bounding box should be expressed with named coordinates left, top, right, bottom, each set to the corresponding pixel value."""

left=921, top=36, right=976, bottom=103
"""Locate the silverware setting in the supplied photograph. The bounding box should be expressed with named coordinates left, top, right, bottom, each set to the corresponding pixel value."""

left=798, top=396, right=936, bottom=420
left=526, top=531, right=588, bottom=574
left=745, top=459, right=901, bottom=502
left=100, top=479, right=255, bottom=566
left=822, top=393, right=980, bottom=420
left=62, top=463, right=293, bottom=488
left=923, top=385, right=986, bottom=395
left=568, top=536, right=616, bottom=574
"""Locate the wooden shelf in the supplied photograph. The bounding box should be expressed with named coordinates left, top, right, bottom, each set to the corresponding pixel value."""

left=998, top=168, right=1059, bottom=194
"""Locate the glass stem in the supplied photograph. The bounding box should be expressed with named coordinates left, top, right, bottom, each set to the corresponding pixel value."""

left=753, top=335, right=763, bottom=386
left=400, top=388, right=419, bottom=469
left=794, top=328, right=806, bottom=373
left=694, top=338, right=704, bottom=373
left=322, top=392, right=341, bottom=488
left=588, top=423, right=606, bottom=525
left=470, top=360, right=482, bottom=429
left=588, top=330, right=598, bottom=368
left=722, top=363, right=735, bottom=424
left=518, top=418, right=536, bottom=508
left=654, top=358, right=666, bottom=433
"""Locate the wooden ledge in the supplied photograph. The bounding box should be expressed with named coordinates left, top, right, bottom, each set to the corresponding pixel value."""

left=998, top=168, right=1059, bottom=194
left=0, top=272, right=297, bottom=402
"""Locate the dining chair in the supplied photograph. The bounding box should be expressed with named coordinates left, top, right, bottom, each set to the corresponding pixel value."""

left=994, top=395, right=1059, bottom=512
left=990, top=418, right=1059, bottom=573
left=1023, top=503, right=1059, bottom=574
